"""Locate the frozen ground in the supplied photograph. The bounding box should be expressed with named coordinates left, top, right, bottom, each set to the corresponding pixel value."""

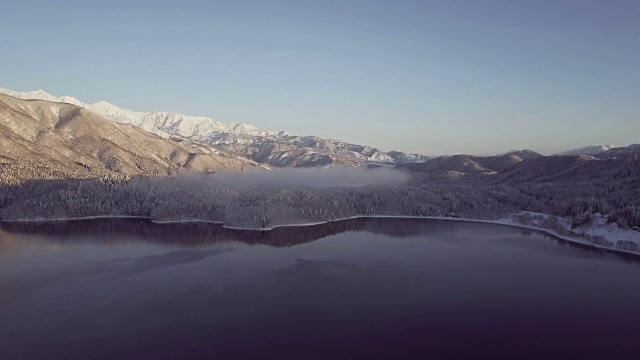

left=496, top=211, right=640, bottom=254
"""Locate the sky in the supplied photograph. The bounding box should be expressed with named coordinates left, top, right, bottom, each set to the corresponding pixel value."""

left=2, top=0, right=639, bottom=155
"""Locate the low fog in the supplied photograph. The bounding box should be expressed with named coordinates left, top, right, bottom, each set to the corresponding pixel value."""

left=181, top=167, right=410, bottom=189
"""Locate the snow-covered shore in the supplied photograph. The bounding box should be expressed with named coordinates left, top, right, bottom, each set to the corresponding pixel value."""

left=2, top=212, right=639, bottom=257
left=1, top=215, right=149, bottom=222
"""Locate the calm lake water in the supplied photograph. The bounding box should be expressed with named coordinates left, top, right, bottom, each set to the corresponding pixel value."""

left=1, top=218, right=639, bottom=359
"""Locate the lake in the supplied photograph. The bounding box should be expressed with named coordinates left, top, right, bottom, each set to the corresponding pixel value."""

left=1, top=218, right=639, bottom=359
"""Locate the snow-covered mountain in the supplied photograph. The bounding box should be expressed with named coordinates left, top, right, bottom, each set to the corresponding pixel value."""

left=555, top=145, right=616, bottom=156
left=0, top=88, right=282, bottom=138
left=0, top=87, right=429, bottom=167
left=595, top=144, right=640, bottom=160
left=399, top=150, right=542, bottom=176
left=0, top=92, right=261, bottom=183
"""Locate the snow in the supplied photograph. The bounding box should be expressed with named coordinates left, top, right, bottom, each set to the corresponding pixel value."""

left=495, top=211, right=640, bottom=254
left=555, top=145, right=616, bottom=156
left=50, top=105, right=60, bottom=118
left=0, top=86, right=431, bottom=167
left=0, top=87, right=280, bottom=139
left=367, top=152, right=395, bottom=163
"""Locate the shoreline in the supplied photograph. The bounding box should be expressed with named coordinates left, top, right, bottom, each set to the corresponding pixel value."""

left=2, top=214, right=639, bottom=257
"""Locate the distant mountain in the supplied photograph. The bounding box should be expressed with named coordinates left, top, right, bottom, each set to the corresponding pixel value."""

left=386, top=151, right=431, bottom=164
left=0, top=87, right=429, bottom=168
left=399, top=150, right=542, bottom=175
left=0, top=88, right=281, bottom=138
left=555, top=145, right=616, bottom=156
left=495, top=155, right=604, bottom=183
left=0, top=93, right=260, bottom=183
left=501, top=149, right=543, bottom=160
left=400, top=146, right=640, bottom=197
left=400, top=155, right=495, bottom=175
left=595, top=144, right=640, bottom=160
left=553, top=144, right=640, bottom=160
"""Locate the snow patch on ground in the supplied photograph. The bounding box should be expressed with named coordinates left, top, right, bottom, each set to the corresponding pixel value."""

left=50, top=105, right=60, bottom=118
left=496, top=211, right=640, bottom=254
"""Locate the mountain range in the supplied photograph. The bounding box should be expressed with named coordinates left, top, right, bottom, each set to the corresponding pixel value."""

left=0, top=87, right=639, bottom=234
left=0, top=93, right=261, bottom=183
left=0, top=88, right=429, bottom=168
left=1, top=87, right=637, bottom=182
left=400, top=146, right=639, bottom=177
left=398, top=150, right=544, bottom=175
left=554, top=145, right=616, bottom=156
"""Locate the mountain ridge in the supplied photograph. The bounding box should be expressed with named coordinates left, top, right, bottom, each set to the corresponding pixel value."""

left=3, top=87, right=635, bottom=165
left=0, top=87, right=429, bottom=167
left=554, top=145, right=616, bottom=156
left=0, top=93, right=261, bottom=183
left=398, top=150, right=544, bottom=175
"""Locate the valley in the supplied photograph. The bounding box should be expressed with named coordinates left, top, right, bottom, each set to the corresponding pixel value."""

left=0, top=89, right=638, bottom=256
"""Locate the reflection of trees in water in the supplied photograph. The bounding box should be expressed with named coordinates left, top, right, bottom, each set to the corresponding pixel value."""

left=2, top=218, right=639, bottom=262
left=517, top=227, right=640, bottom=263
left=0, top=217, right=502, bottom=247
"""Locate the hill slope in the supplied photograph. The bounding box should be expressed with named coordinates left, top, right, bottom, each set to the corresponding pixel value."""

left=0, top=93, right=260, bottom=183
left=555, top=145, right=615, bottom=156
left=399, top=150, right=543, bottom=175
left=0, top=87, right=429, bottom=167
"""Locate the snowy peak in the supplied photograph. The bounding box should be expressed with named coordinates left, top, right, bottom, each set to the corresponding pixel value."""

left=0, top=92, right=261, bottom=182
left=0, top=87, right=82, bottom=107
left=0, top=86, right=429, bottom=168
left=555, top=145, right=616, bottom=156
left=0, top=87, right=282, bottom=138
left=89, top=101, right=147, bottom=122
left=595, top=144, right=640, bottom=160
left=0, top=87, right=52, bottom=101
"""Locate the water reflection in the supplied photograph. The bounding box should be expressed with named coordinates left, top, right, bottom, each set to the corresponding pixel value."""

left=2, top=218, right=638, bottom=262
left=1, top=218, right=639, bottom=359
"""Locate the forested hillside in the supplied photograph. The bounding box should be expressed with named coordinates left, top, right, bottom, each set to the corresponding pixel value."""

left=1, top=156, right=638, bottom=231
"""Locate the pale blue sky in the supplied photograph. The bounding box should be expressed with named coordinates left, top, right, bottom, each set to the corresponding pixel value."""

left=2, top=0, right=639, bottom=155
